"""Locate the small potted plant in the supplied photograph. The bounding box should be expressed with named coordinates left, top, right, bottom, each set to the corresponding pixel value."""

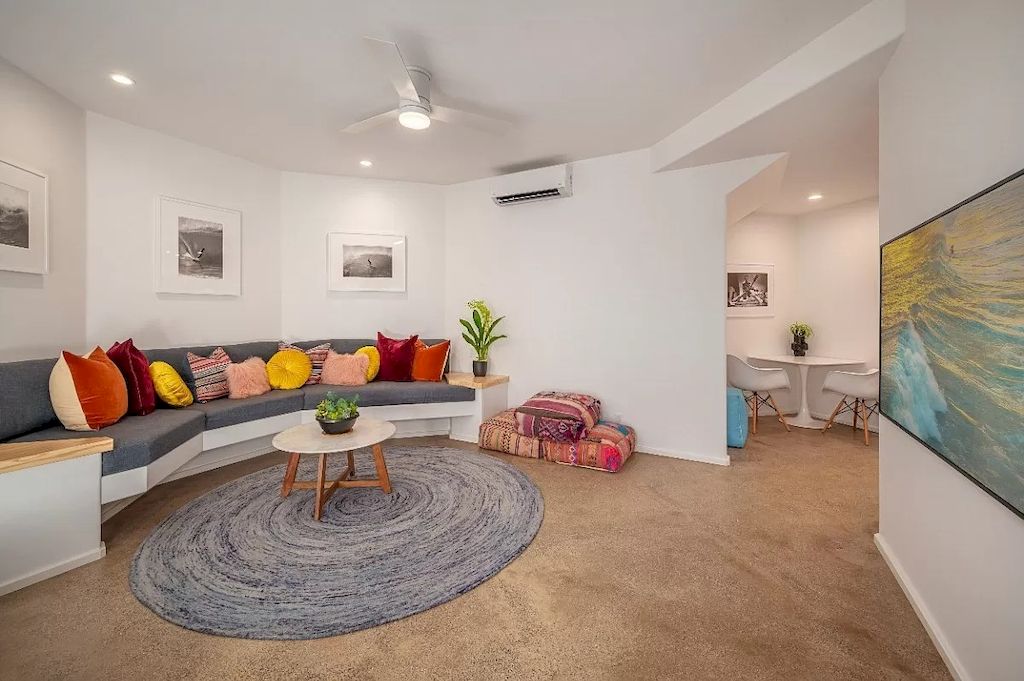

left=789, top=322, right=813, bottom=357
left=314, top=392, right=360, bottom=434
left=459, top=299, right=507, bottom=377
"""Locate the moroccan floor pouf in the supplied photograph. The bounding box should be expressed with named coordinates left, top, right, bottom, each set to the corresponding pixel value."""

left=479, top=409, right=636, bottom=473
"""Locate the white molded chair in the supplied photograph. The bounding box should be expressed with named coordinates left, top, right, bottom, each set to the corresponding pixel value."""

left=726, top=355, right=792, bottom=434
left=821, top=369, right=879, bottom=445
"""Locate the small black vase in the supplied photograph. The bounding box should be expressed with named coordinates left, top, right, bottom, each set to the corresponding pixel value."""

left=472, top=360, right=488, bottom=377
left=791, top=333, right=809, bottom=357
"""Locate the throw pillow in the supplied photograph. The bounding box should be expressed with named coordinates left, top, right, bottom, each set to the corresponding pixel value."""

left=320, top=350, right=369, bottom=386
left=49, top=347, right=129, bottom=431
left=185, top=347, right=231, bottom=402
left=355, top=345, right=380, bottom=381
left=267, top=349, right=312, bottom=389
left=376, top=332, right=418, bottom=382
left=107, top=338, right=156, bottom=416
left=149, top=361, right=194, bottom=407
left=278, top=342, right=330, bottom=385
left=411, top=339, right=450, bottom=382
left=225, top=357, right=272, bottom=399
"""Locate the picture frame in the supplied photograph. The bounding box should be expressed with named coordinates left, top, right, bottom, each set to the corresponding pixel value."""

left=726, top=263, right=774, bottom=317
left=880, top=166, right=1024, bottom=521
left=327, top=232, right=407, bottom=292
left=156, top=196, right=241, bottom=296
left=0, top=159, right=48, bottom=274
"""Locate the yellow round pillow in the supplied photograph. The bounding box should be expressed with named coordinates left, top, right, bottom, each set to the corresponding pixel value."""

left=355, top=345, right=380, bottom=381
left=149, top=361, right=194, bottom=407
left=266, top=349, right=312, bottom=389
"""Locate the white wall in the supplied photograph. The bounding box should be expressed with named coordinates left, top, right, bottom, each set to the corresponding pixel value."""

left=446, top=150, right=778, bottom=464
left=0, top=57, right=86, bottom=360
left=280, top=172, right=446, bottom=341
left=85, top=113, right=282, bottom=349
left=877, top=2, right=1024, bottom=680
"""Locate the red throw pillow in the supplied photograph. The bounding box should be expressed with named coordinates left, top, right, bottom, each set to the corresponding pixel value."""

left=412, top=339, right=450, bottom=382
left=107, top=338, right=157, bottom=415
left=376, top=332, right=418, bottom=382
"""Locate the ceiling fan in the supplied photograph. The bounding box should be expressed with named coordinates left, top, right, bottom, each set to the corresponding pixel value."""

left=341, top=37, right=510, bottom=135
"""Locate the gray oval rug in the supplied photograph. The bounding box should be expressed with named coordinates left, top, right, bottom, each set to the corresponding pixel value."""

left=130, top=445, right=543, bottom=640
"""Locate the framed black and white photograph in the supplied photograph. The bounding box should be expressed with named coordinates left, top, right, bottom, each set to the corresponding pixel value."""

left=328, top=232, right=406, bottom=292
left=0, top=159, right=47, bottom=274
left=726, top=263, right=774, bottom=317
left=156, top=196, right=241, bottom=295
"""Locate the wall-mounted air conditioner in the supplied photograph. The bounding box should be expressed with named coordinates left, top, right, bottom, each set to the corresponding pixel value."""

left=491, top=164, right=573, bottom=206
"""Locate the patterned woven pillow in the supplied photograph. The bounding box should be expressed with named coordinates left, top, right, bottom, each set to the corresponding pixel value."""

left=279, top=342, right=330, bottom=385
left=514, top=391, right=602, bottom=443
left=185, top=347, right=231, bottom=402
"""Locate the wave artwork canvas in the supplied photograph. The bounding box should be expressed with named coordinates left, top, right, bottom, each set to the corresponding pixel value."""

left=881, top=168, right=1024, bottom=519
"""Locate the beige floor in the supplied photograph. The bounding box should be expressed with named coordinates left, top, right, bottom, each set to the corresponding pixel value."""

left=0, top=420, right=950, bottom=681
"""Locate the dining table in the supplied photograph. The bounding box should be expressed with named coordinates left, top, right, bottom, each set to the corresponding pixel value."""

left=747, top=354, right=864, bottom=429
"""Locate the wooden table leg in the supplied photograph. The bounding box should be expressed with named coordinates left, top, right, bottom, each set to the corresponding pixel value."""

left=314, top=453, right=327, bottom=521
left=281, top=453, right=300, bottom=498
left=372, top=443, right=392, bottom=494
left=347, top=451, right=355, bottom=477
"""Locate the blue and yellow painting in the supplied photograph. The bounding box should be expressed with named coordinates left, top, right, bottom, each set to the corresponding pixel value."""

left=881, top=170, right=1024, bottom=519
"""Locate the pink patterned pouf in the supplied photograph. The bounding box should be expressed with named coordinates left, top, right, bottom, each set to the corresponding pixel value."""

left=479, top=409, right=636, bottom=473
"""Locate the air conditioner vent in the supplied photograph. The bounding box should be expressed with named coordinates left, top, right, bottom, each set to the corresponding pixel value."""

left=491, top=164, right=572, bottom=206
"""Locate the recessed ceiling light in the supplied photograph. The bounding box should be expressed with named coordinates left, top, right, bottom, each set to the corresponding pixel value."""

left=109, top=73, right=135, bottom=86
left=359, top=159, right=373, bottom=168
left=398, top=110, right=431, bottom=130
left=807, top=193, right=823, bottom=201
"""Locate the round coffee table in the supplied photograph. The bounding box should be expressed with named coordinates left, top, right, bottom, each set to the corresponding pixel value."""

left=272, top=417, right=396, bottom=521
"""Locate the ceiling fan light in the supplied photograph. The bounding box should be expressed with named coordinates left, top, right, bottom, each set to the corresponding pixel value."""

left=398, top=110, right=431, bottom=130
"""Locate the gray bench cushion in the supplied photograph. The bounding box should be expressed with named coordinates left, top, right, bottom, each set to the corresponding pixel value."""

left=302, top=381, right=475, bottom=410
left=189, top=390, right=304, bottom=430
left=0, top=358, right=58, bottom=441
left=10, top=408, right=206, bottom=475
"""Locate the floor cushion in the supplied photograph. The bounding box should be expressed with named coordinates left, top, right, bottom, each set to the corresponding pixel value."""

left=478, top=409, right=544, bottom=459
left=727, top=386, right=748, bottom=448
left=515, top=391, right=602, bottom=443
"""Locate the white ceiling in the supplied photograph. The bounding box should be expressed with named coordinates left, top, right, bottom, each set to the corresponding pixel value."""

left=0, top=0, right=871, bottom=187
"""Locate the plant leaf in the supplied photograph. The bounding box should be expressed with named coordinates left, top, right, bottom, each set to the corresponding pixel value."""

left=483, top=334, right=507, bottom=349
left=461, top=332, right=478, bottom=350
left=459, top=318, right=480, bottom=343
left=472, top=308, right=483, bottom=334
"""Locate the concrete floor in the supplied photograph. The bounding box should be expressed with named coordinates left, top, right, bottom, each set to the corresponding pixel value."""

left=0, top=421, right=950, bottom=680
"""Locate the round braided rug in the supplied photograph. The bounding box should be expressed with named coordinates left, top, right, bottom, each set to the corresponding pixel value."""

left=130, top=445, right=543, bottom=640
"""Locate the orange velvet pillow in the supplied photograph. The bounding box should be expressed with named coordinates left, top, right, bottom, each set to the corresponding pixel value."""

left=49, top=347, right=129, bottom=431
left=412, top=340, right=450, bottom=382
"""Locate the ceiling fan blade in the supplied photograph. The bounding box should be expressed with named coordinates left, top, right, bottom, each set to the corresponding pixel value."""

left=363, top=37, right=420, bottom=102
left=431, top=105, right=511, bottom=135
left=340, top=108, right=398, bottom=134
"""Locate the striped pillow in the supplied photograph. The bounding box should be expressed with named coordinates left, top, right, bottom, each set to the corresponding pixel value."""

left=185, top=347, right=231, bottom=402
left=279, top=342, right=330, bottom=385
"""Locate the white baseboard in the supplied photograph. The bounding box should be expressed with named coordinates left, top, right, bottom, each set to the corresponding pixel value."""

left=0, top=544, right=105, bottom=597
left=100, top=495, right=141, bottom=522
left=162, top=436, right=276, bottom=484
left=638, top=446, right=731, bottom=466
left=874, top=533, right=967, bottom=681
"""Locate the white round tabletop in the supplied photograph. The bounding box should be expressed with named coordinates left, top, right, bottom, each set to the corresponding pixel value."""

left=271, top=417, right=396, bottom=454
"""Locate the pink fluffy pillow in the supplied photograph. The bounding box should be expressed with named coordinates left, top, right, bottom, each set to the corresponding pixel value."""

left=320, top=350, right=369, bottom=386
left=225, top=357, right=271, bottom=399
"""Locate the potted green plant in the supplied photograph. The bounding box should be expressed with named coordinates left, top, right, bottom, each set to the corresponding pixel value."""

left=789, top=322, right=813, bottom=357
left=314, top=392, right=360, bottom=434
left=459, top=299, right=507, bottom=377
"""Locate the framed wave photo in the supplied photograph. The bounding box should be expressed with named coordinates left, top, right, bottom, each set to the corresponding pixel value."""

left=156, top=196, right=241, bottom=296
left=0, top=159, right=47, bottom=274
left=881, top=167, right=1024, bottom=520
left=327, top=232, right=406, bottom=292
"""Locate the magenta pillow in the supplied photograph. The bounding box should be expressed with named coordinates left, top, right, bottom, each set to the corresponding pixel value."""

left=225, top=357, right=272, bottom=399
left=320, top=350, right=369, bottom=386
left=376, top=332, right=418, bottom=382
left=107, top=338, right=156, bottom=416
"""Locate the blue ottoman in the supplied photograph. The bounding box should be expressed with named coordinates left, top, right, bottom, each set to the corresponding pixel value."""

left=727, top=387, right=748, bottom=448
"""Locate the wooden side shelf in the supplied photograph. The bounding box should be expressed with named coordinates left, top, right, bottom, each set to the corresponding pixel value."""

left=0, top=437, right=114, bottom=475
left=446, top=373, right=510, bottom=390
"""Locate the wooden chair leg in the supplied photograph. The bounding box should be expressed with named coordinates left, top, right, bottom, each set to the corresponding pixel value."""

left=822, top=397, right=845, bottom=434
left=767, top=393, right=791, bottom=432
left=851, top=398, right=859, bottom=432
left=281, top=453, right=300, bottom=497
left=372, top=443, right=392, bottom=494
left=861, top=401, right=870, bottom=446
left=751, top=391, right=759, bottom=435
